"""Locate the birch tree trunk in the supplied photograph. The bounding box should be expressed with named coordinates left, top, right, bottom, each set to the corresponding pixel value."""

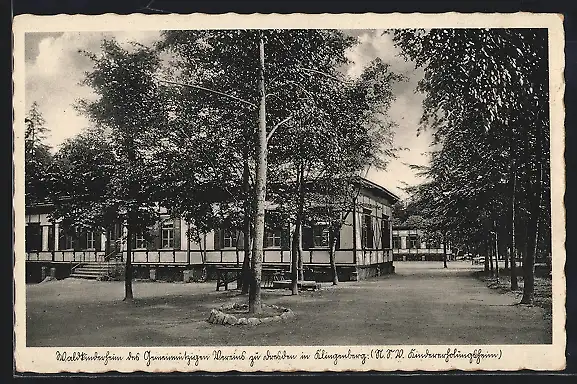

left=241, top=145, right=252, bottom=294
left=249, top=33, right=266, bottom=314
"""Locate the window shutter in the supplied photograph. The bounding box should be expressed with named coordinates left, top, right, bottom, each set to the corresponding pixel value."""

left=95, top=230, right=102, bottom=251
left=214, top=228, right=222, bottom=250
left=74, top=229, right=82, bottom=251
left=280, top=228, right=290, bottom=250
left=48, top=225, right=55, bottom=251
left=174, top=219, right=181, bottom=249
left=302, top=226, right=313, bottom=250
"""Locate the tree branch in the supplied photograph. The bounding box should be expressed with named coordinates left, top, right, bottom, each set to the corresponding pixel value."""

left=157, top=78, right=257, bottom=109
left=299, top=66, right=351, bottom=84
left=266, top=115, right=294, bottom=142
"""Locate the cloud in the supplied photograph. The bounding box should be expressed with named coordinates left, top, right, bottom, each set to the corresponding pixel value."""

left=344, top=31, right=431, bottom=200
left=24, top=30, right=432, bottom=199
left=24, top=31, right=161, bottom=152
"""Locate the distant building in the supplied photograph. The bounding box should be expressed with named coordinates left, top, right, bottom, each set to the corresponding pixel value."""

left=391, top=226, right=451, bottom=261
left=24, top=177, right=400, bottom=283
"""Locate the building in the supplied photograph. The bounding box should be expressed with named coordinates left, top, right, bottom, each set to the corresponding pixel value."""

left=24, top=177, right=399, bottom=283
left=391, top=226, right=451, bottom=261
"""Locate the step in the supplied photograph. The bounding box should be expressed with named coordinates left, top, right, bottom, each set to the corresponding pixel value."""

left=69, top=273, right=101, bottom=279
left=73, top=268, right=108, bottom=273
left=72, top=270, right=106, bottom=276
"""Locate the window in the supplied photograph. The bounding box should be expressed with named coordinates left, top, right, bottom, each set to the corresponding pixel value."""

left=381, top=218, right=391, bottom=249
left=25, top=223, right=42, bottom=252
left=408, top=235, right=419, bottom=249
left=86, top=231, right=96, bottom=249
left=313, top=225, right=329, bottom=247
left=64, top=234, right=74, bottom=249
left=58, top=228, right=75, bottom=250
left=265, top=230, right=282, bottom=248
left=361, top=209, right=374, bottom=249
left=135, top=232, right=147, bottom=249
left=392, top=236, right=401, bottom=250
left=223, top=230, right=237, bottom=248
left=161, top=221, right=174, bottom=248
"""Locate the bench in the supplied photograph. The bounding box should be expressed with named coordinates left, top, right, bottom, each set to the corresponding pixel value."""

left=272, top=280, right=322, bottom=291
left=215, top=267, right=288, bottom=291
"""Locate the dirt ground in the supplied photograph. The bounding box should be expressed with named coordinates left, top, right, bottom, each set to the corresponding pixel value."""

left=24, top=261, right=552, bottom=347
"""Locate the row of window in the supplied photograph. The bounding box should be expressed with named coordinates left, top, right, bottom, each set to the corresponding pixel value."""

left=391, top=236, right=441, bottom=250
left=25, top=223, right=100, bottom=252
left=26, top=218, right=394, bottom=252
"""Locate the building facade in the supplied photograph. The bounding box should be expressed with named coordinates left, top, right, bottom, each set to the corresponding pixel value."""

left=391, top=226, right=451, bottom=261
left=24, top=177, right=399, bottom=283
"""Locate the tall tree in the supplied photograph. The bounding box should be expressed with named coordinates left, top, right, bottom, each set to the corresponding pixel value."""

left=25, top=102, right=52, bottom=205
left=50, top=39, right=169, bottom=301
left=156, top=29, right=384, bottom=309
left=391, top=29, right=551, bottom=302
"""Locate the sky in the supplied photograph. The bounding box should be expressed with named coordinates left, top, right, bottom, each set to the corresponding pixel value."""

left=24, top=29, right=432, bottom=200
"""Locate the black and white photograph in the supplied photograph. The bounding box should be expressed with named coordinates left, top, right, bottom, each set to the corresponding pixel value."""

left=13, top=13, right=566, bottom=372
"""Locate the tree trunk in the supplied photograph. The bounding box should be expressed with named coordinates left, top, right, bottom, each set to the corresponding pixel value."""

left=484, top=240, right=490, bottom=273
left=521, top=147, right=543, bottom=304
left=510, top=169, right=519, bottom=290
left=241, top=227, right=252, bottom=294
left=123, top=224, right=134, bottom=301
left=291, top=224, right=300, bottom=295
left=489, top=236, right=494, bottom=277
left=240, top=144, right=252, bottom=294
left=329, top=224, right=339, bottom=285
left=297, top=163, right=305, bottom=281
left=494, top=228, right=499, bottom=280
left=249, top=33, right=266, bottom=315
left=291, top=161, right=305, bottom=294
left=442, top=232, right=448, bottom=268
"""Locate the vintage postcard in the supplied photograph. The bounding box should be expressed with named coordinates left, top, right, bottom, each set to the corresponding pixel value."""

left=13, top=12, right=566, bottom=373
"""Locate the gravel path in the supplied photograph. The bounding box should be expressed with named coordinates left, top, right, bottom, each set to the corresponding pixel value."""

left=25, top=261, right=551, bottom=346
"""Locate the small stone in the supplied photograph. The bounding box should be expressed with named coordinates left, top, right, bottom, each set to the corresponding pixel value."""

left=227, top=315, right=238, bottom=325
left=247, top=317, right=260, bottom=326
left=237, top=318, right=248, bottom=325
left=260, top=317, right=273, bottom=323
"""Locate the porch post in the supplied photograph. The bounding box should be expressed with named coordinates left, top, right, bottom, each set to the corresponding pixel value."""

left=41, top=226, right=49, bottom=251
